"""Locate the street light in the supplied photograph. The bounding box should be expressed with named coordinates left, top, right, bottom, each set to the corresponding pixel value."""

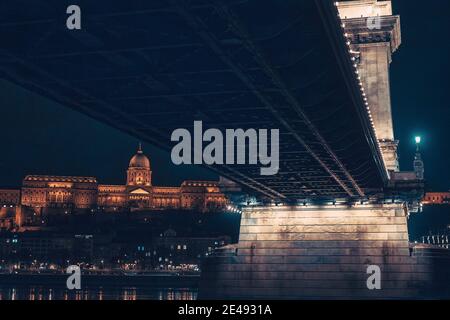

left=415, top=136, right=421, bottom=144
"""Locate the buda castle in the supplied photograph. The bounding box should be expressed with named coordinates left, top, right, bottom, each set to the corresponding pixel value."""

left=0, top=145, right=228, bottom=217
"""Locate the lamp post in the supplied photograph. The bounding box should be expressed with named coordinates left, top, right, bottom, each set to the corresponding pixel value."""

left=415, top=136, right=421, bottom=151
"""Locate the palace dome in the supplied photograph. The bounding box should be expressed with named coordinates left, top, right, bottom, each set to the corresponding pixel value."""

left=129, top=144, right=150, bottom=169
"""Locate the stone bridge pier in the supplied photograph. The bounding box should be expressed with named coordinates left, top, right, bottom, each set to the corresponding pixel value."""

left=199, top=204, right=450, bottom=299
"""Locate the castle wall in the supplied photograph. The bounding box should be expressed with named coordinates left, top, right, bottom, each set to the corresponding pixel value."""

left=0, top=189, right=20, bottom=205
left=98, top=185, right=127, bottom=207
left=20, top=176, right=98, bottom=209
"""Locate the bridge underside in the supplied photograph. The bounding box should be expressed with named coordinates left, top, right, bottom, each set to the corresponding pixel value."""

left=0, top=0, right=387, bottom=202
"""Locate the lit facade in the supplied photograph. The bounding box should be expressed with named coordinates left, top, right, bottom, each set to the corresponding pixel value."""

left=423, top=192, right=450, bottom=205
left=0, top=145, right=228, bottom=213
left=0, top=189, right=21, bottom=206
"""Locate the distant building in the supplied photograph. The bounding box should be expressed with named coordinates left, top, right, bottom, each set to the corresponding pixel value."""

left=0, top=232, right=93, bottom=261
left=423, top=192, right=450, bottom=205
left=0, top=189, right=22, bottom=229
left=0, top=144, right=228, bottom=215
left=151, top=231, right=231, bottom=268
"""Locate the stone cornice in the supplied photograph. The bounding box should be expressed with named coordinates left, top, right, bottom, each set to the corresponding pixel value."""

left=342, top=15, right=401, bottom=53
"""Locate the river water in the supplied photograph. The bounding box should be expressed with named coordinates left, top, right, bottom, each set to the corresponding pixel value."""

left=0, top=285, right=197, bottom=300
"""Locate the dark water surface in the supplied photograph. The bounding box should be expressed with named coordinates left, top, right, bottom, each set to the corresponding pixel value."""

left=0, top=285, right=197, bottom=300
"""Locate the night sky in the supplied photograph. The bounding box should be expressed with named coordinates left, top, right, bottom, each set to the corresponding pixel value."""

left=391, top=0, right=450, bottom=191
left=0, top=79, right=217, bottom=187
left=0, top=1, right=449, bottom=191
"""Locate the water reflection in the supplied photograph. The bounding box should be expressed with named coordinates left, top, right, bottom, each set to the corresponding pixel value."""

left=0, top=286, right=197, bottom=300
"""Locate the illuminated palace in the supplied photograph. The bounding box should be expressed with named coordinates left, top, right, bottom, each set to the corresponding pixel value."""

left=0, top=145, right=228, bottom=215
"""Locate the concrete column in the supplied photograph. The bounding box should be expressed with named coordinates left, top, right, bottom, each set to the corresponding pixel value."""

left=359, top=43, right=394, bottom=141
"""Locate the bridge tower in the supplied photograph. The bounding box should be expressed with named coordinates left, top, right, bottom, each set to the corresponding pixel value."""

left=337, top=0, right=401, bottom=173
